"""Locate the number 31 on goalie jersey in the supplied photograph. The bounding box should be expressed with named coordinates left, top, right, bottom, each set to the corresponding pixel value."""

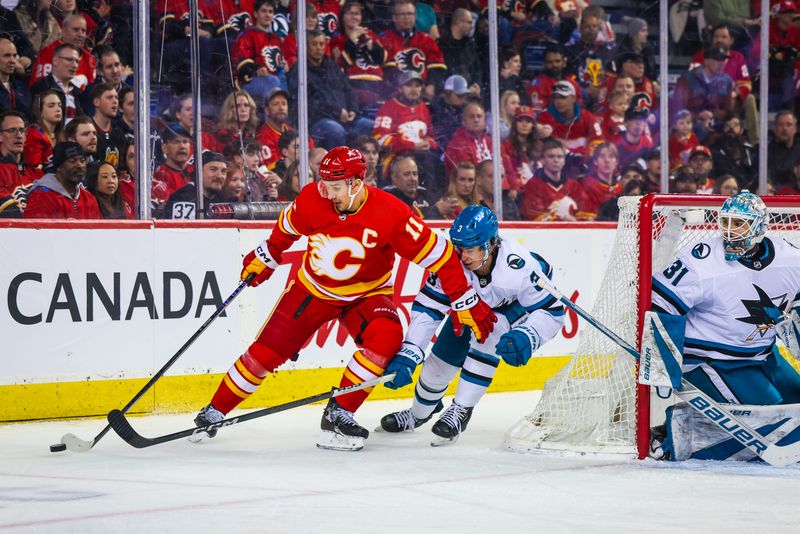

left=663, top=259, right=690, bottom=286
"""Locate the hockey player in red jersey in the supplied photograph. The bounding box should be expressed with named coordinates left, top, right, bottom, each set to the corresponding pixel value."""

left=193, top=146, right=496, bottom=450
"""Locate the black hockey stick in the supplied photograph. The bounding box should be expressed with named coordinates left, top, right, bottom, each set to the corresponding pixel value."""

left=56, top=274, right=256, bottom=453
left=107, top=373, right=396, bottom=449
left=534, top=275, right=800, bottom=467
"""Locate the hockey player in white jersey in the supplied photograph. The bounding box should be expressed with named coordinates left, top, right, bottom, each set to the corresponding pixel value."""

left=648, top=191, right=800, bottom=460
left=379, top=205, right=565, bottom=444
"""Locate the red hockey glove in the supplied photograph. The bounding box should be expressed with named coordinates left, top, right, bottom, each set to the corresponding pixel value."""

left=241, top=240, right=278, bottom=287
left=450, top=288, right=497, bottom=343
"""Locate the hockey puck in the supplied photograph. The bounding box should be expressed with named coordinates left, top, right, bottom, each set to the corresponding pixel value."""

left=50, top=443, right=67, bottom=453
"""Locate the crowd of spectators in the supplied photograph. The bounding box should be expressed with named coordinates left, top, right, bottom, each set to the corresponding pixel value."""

left=1, top=0, right=800, bottom=221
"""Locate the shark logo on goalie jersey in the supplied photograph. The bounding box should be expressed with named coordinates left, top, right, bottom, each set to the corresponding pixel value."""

left=736, top=284, right=790, bottom=341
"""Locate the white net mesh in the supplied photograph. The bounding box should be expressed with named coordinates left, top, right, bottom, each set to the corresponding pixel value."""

left=505, top=195, right=800, bottom=456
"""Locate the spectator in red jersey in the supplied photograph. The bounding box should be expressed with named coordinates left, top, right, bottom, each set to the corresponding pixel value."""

left=598, top=91, right=628, bottom=139
left=30, top=43, right=84, bottom=123
left=0, top=39, right=32, bottom=120
left=372, top=70, right=439, bottom=191
left=214, top=89, right=260, bottom=153
left=687, top=145, right=716, bottom=195
left=117, top=139, right=136, bottom=212
left=30, top=13, right=95, bottom=90
left=64, top=115, right=97, bottom=164
left=670, top=165, right=698, bottom=194
left=23, top=90, right=62, bottom=170
left=382, top=155, right=442, bottom=218
left=83, top=46, right=131, bottom=117
left=380, top=0, right=447, bottom=96
left=233, top=0, right=296, bottom=106
left=668, top=109, right=699, bottom=169
left=91, top=83, right=127, bottom=169
left=330, top=1, right=387, bottom=107
left=256, top=87, right=304, bottom=170
left=527, top=44, right=579, bottom=114
left=607, top=52, right=658, bottom=111
left=438, top=8, right=482, bottom=91
left=581, top=141, right=619, bottom=217
left=288, top=30, right=373, bottom=150
left=596, top=175, right=642, bottom=222
left=0, top=111, right=43, bottom=217
left=709, top=115, right=757, bottom=190
left=85, top=161, right=131, bottom=219
left=502, top=105, right=537, bottom=193
left=24, top=141, right=101, bottom=219
left=475, top=159, right=520, bottom=221
left=538, top=80, right=600, bottom=159
left=165, top=150, right=227, bottom=219
left=613, top=106, right=653, bottom=171
left=521, top=138, right=588, bottom=221
left=152, top=124, right=192, bottom=215
left=444, top=100, right=492, bottom=174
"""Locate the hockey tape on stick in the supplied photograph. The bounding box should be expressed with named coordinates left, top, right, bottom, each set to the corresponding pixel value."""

left=58, top=274, right=256, bottom=453
left=533, top=274, right=800, bottom=467
left=107, top=373, right=396, bottom=449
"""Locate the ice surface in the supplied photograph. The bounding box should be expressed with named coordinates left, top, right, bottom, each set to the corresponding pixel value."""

left=1, top=391, right=799, bottom=533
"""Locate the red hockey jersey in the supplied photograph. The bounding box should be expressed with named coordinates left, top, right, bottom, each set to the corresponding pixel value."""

left=668, top=132, right=700, bottom=170
left=444, top=127, right=492, bottom=174
left=381, top=29, right=446, bottom=80
left=373, top=97, right=437, bottom=153
left=330, top=30, right=386, bottom=82
left=29, top=40, right=96, bottom=89
left=23, top=174, right=102, bottom=219
left=152, top=163, right=191, bottom=205
left=266, top=183, right=471, bottom=302
left=580, top=175, right=620, bottom=216
left=521, top=171, right=590, bottom=221
left=254, top=122, right=314, bottom=169
left=233, top=26, right=296, bottom=79
left=0, top=155, right=43, bottom=213
left=289, top=0, right=340, bottom=38
left=537, top=104, right=601, bottom=157
left=22, top=124, right=55, bottom=169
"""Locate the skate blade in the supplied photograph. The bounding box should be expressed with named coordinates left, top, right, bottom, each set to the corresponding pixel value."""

left=430, top=434, right=459, bottom=447
left=373, top=425, right=413, bottom=433
left=316, top=430, right=364, bottom=451
left=187, top=431, right=214, bottom=444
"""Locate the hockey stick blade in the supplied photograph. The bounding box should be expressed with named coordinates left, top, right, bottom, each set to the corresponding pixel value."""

left=533, top=275, right=800, bottom=467
left=61, top=433, right=96, bottom=453
left=108, top=373, right=396, bottom=449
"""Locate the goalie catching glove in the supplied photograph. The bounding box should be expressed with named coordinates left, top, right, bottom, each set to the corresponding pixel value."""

left=495, top=325, right=540, bottom=367
left=241, top=240, right=279, bottom=287
left=384, top=342, right=424, bottom=389
left=776, top=308, right=800, bottom=360
left=450, top=288, right=497, bottom=343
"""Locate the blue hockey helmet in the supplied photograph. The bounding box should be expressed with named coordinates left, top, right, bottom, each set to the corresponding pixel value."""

left=718, top=190, right=768, bottom=261
left=450, top=205, right=499, bottom=253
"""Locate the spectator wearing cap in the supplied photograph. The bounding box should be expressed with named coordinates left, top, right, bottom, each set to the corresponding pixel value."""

left=521, top=138, right=588, bottom=221
left=687, top=145, right=715, bottom=194
left=444, top=100, right=492, bottom=175
left=379, top=0, right=447, bottom=95
left=30, top=42, right=85, bottom=123
left=668, top=109, right=699, bottom=169
left=538, top=80, right=601, bottom=158
left=288, top=30, right=372, bottom=149
left=256, top=87, right=291, bottom=170
left=329, top=1, right=387, bottom=107
left=581, top=141, right=619, bottom=217
left=431, top=74, right=476, bottom=149
left=501, top=106, right=538, bottom=194
left=563, top=6, right=614, bottom=110
left=611, top=17, right=657, bottom=81
left=0, top=111, right=43, bottom=217
left=29, top=14, right=95, bottom=90
left=24, top=141, right=101, bottom=219
left=673, top=46, right=735, bottom=121
left=438, top=8, right=482, bottom=91
left=90, top=83, right=127, bottom=170
left=214, top=90, right=261, bottom=154
left=526, top=44, right=580, bottom=115
left=709, top=115, right=757, bottom=189
left=232, top=0, right=296, bottom=105
left=372, top=70, right=440, bottom=191
left=613, top=105, right=653, bottom=171
left=768, top=111, right=800, bottom=186
left=165, top=150, right=228, bottom=219
left=602, top=52, right=658, bottom=113
left=670, top=165, right=698, bottom=194
left=0, top=39, right=32, bottom=121
left=152, top=124, right=192, bottom=213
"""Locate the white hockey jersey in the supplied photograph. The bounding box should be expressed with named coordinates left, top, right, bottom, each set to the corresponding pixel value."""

left=405, top=238, right=565, bottom=349
left=651, top=236, right=800, bottom=362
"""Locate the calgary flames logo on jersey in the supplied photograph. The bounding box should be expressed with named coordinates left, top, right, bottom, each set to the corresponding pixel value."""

left=260, top=46, right=285, bottom=73
left=395, top=49, right=426, bottom=74
left=318, top=13, right=338, bottom=37
left=308, top=234, right=366, bottom=280
left=227, top=11, right=252, bottom=33
left=397, top=120, right=427, bottom=143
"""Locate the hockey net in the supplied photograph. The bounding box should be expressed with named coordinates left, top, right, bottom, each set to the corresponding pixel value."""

left=504, top=194, right=800, bottom=458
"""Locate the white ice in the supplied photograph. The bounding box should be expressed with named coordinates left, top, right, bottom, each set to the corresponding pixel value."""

left=2, top=391, right=799, bottom=533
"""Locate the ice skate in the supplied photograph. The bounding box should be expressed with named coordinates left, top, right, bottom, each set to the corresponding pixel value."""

left=649, top=425, right=670, bottom=460
left=316, top=398, right=369, bottom=451
left=430, top=402, right=473, bottom=446
left=376, top=400, right=444, bottom=433
left=188, top=404, right=225, bottom=443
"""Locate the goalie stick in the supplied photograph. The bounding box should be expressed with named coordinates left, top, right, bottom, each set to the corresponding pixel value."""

left=533, top=274, right=800, bottom=468
left=57, top=274, right=256, bottom=453
left=107, top=373, right=396, bottom=449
